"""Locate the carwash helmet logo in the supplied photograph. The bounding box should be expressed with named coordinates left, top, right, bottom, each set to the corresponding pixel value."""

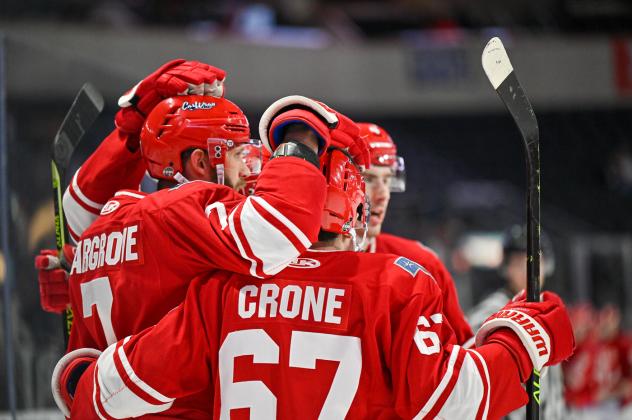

left=181, top=101, right=217, bottom=111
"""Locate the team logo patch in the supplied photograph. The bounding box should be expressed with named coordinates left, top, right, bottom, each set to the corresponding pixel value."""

left=100, top=200, right=120, bottom=215
left=288, top=257, right=321, bottom=269
left=394, top=256, right=427, bottom=277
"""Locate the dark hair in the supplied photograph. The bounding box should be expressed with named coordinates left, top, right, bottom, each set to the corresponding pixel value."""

left=318, top=229, right=339, bottom=242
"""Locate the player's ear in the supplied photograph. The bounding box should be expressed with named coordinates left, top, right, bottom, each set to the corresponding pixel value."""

left=183, top=148, right=210, bottom=180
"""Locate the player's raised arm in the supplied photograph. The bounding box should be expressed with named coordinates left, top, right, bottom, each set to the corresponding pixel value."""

left=390, top=269, right=575, bottom=419
left=62, top=60, right=227, bottom=241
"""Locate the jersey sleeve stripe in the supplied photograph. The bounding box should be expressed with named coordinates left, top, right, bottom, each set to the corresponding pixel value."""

left=249, top=198, right=309, bottom=258
left=92, top=364, right=113, bottom=420
left=424, top=346, right=468, bottom=419
left=250, top=196, right=311, bottom=248
left=63, top=189, right=100, bottom=241
left=71, top=169, right=106, bottom=211
left=435, top=352, right=486, bottom=420
left=67, top=222, right=80, bottom=244
left=94, top=341, right=174, bottom=418
left=117, top=338, right=174, bottom=404
left=414, top=344, right=460, bottom=419
left=228, top=202, right=263, bottom=278
left=468, top=350, right=491, bottom=420
left=240, top=197, right=305, bottom=276
left=68, top=185, right=102, bottom=215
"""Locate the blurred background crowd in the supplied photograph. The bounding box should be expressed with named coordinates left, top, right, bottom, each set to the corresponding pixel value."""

left=1, top=0, right=632, bottom=419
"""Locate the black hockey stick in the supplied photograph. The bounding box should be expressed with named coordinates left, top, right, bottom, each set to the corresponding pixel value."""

left=482, top=37, right=542, bottom=420
left=52, top=83, right=104, bottom=346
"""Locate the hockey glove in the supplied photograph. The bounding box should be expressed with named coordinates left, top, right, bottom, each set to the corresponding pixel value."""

left=34, top=245, right=75, bottom=313
left=475, top=291, right=575, bottom=380
left=258, top=95, right=370, bottom=169
left=52, top=348, right=102, bottom=417
left=115, top=59, right=227, bottom=151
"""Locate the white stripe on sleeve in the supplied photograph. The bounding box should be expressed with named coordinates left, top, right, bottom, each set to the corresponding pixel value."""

left=117, top=339, right=173, bottom=404
left=250, top=196, right=311, bottom=248
left=239, top=197, right=305, bottom=276
left=95, top=339, right=174, bottom=418
left=63, top=189, right=99, bottom=242
left=72, top=169, right=105, bottom=211
left=414, top=345, right=460, bottom=419
left=469, top=350, right=491, bottom=420
left=227, top=204, right=259, bottom=278
left=435, top=352, right=486, bottom=420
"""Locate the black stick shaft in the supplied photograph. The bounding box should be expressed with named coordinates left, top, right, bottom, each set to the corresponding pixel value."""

left=525, top=136, right=541, bottom=420
left=494, top=71, right=541, bottom=420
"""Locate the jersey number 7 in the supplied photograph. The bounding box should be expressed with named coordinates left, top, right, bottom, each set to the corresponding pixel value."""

left=80, top=276, right=117, bottom=345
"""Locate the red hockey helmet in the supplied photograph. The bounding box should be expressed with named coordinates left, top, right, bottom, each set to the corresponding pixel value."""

left=140, top=95, right=259, bottom=183
left=358, top=122, right=406, bottom=192
left=321, top=148, right=369, bottom=249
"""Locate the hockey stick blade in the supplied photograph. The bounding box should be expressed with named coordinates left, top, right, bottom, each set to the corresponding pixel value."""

left=482, top=37, right=539, bottom=147
left=51, top=82, right=104, bottom=345
left=52, top=82, right=104, bottom=170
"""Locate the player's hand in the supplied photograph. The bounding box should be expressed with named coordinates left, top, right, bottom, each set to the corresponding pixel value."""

left=52, top=348, right=101, bottom=417
left=34, top=245, right=75, bottom=313
left=259, top=95, right=370, bottom=169
left=475, top=291, right=575, bottom=379
left=115, top=59, right=227, bottom=151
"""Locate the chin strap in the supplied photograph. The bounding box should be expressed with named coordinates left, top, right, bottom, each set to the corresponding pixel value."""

left=173, top=172, right=190, bottom=184
left=215, top=164, right=225, bottom=185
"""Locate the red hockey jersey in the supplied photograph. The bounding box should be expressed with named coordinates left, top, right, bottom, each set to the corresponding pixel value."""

left=371, top=233, right=473, bottom=345
left=66, top=155, right=326, bottom=353
left=71, top=250, right=529, bottom=420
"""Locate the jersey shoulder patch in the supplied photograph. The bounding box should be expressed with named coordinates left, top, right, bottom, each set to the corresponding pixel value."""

left=393, top=256, right=431, bottom=278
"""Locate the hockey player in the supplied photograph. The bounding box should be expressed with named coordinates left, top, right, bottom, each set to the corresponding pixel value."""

left=36, top=59, right=231, bottom=313
left=467, top=225, right=566, bottom=419
left=55, top=145, right=575, bottom=420
left=357, top=122, right=473, bottom=345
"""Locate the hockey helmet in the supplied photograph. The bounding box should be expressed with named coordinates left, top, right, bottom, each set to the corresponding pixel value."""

left=320, top=148, right=369, bottom=250
left=358, top=123, right=406, bottom=192
left=140, top=95, right=260, bottom=183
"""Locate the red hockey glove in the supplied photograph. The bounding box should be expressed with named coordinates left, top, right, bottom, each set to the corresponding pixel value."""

left=475, top=291, right=575, bottom=378
left=115, top=59, right=227, bottom=151
left=52, top=348, right=102, bottom=417
left=34, top=245, right=75, bottom=313
left=258, top=95, right=370, bottom=169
